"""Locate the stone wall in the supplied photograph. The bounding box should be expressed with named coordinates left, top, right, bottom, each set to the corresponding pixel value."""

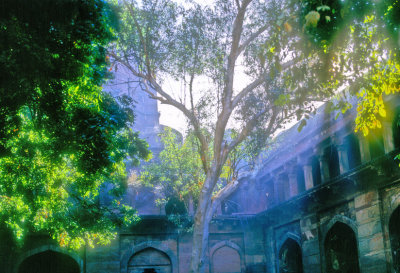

left=6, top=99, right=400, bottom=273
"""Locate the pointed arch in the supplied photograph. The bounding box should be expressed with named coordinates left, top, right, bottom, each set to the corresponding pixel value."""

left=209, top=241, right=244, bottom=273
left=15, top=245, right=82, bottom=273
left=120, top=241, right=178, bottom=273
left=323, top=220, right=360, bottom=273
left=278, top=237, right=303, bottom=273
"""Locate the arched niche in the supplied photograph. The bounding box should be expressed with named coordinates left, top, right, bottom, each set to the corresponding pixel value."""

left=278, top=238, right=303, bottom=273
left=128, top=247, right=171, bottom=273
left=210, top=241, right=244, bottom=273
left=324, top=222, right=360, bottom=273
left=17, top=250, right=80, bottom=273
left=389, top=205, right=400, bottom=272
left=14, top=245, right=82, bottom=273
left=120, top=242, right=178, bottom=273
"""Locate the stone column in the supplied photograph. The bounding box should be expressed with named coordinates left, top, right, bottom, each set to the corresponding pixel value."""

left=288, top=172, right=298, bottom=197
left=333, top=135, right=350, bottom=174
left=303, top=164, right=314, bottom=190
left=382, top=121, right=395, bottom=153
left=283, top=177, right=290, bottom=201
left=273, top=178, right=281, bottom=204
left=358, top=135, right=371, bottom=163
left=336, top=144, right=350, bottom=174
left=315, top=148, right=330, bottom=183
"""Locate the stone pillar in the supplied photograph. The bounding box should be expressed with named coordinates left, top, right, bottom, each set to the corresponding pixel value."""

left=288, top=172, right=298, bottom=197
left=358, top=135, right=371, bottom=163
left=303, top=164, right=314, bottom=190
left=283, top=177, right=290, bottom=201
left=316, top=151, right=330, bottom=183
left=333, top=135, right=350, bottom=174
left=300, top=215, right=322, bottom=273
left=273, top=178, right=281, bottom=204
left=382, top=121, right=395, bottom=153
left=337, top=144, right=350, bottom=174
left=355, top=190, right=388, bottom=273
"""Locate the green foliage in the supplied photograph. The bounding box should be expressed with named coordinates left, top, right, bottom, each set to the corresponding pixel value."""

left=165, top=197, right=187, bottom=215
left=0, top=0, right=149, bottom=249
left=300, top=0, right=400, bottom=167
left=302, top=0, right=345, bottom=45
left=140, top=128, right=204, bottom=210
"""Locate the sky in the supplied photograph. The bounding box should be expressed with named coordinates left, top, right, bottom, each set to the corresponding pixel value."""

left=157, top=0, right=215, bottom=133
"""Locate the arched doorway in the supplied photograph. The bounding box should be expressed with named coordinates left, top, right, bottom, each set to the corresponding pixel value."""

left=212, top=245, right=241, bottom=273
left=128, top=247, right=172, bottom=273
left=390, top=206, right=400, bottom=272
left=279, top=238, right=303, bottom=273
left=18, top=250, right=80, bottom=273
left=324, top=222, right=360, bottom=273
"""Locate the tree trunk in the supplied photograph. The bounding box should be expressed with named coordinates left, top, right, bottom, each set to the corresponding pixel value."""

left=189, top=176, right=215, bottom=273
left=190, top=210, right=211, bottom=273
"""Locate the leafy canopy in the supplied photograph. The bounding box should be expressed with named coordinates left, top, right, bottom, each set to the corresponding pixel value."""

left=140, top=128, right=204, bottom=211
left=302, top=0, right=400, bottom=138
left=0, top=0, right=150, bottom=249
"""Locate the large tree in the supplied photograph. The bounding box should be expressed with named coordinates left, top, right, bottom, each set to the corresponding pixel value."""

left=111, top=0, right=333, bottom=271
left=0, top=0, right=150, bottom=250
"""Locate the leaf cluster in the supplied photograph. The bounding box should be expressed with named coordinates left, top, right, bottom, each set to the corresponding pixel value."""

left=0, top=0, right=149, bottom=249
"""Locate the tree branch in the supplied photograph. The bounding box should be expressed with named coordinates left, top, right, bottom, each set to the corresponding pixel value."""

left=231, top=58, right=299, bottom=109
left=237, top=24, right=269, bottom=54
left=123, top=0, right=152, bottom=74
left=214, top=0, right=252, bottom=167
left=207, top=179, right=240, bottom=219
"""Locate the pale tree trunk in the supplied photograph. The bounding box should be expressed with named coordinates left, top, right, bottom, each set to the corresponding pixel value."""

left=190, top=173, right=216, bottom=273
left=190, top=203, right=212, bottom=273
left=189, top=172, right=240, bottom=273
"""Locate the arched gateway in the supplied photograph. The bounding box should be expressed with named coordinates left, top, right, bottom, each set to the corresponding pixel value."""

left=324, top=222, right=360, bottom=273
left=128, top=247, right=172, bottom=273
left=279, top=238, right=303, bottom=273
left=18, top=250, right=80, bottom=273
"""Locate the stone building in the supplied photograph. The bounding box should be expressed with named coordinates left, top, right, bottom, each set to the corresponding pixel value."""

left=4, top=83, right=400, bottom=272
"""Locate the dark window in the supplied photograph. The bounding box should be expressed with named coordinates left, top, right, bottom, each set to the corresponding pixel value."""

left=325, top=145, right=340, bottom=178
left=311, top=157, right=321, bottom=186
left=297, top=167, right=306, bottom=193
left=345, top=134, right=361, bottom=169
